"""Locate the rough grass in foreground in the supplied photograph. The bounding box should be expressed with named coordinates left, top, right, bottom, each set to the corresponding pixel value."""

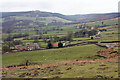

left=2, top=61, right=118, bottom=78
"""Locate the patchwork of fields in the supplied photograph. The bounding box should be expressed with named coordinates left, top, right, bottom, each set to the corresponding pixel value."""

left=1, top=12, right=119, bottom=78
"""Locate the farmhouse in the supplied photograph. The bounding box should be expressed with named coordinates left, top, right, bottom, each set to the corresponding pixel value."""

left=52, top=43, right=58, bottom=47
left=48, top=42, right=64, bottom=49
left=15, top=45, right=22, bottom=49
left=18, top=47, right=27, bottom=51
left=15, top=43, right=40, bottom=51
left=27, top=45, right=36, bottom=51
left=26, top=43, right=40, bottom=51
left=97, top=31, right=101, bottom=35
left=63, top=43, right=66, bottom=46
left=15, top=45, right=27, bottom=51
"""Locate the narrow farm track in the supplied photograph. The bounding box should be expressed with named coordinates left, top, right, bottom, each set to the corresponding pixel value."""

left=1, top=57, right=118, bottom=71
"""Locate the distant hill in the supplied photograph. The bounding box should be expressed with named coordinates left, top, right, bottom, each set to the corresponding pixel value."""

left=1, top=11, right=119, bottom=22
left=1, top=11, right=71, bottom=21
left=68, top=13, right=118, bottom=22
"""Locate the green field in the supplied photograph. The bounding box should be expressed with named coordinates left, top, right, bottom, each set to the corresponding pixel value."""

left=2, top=44, right=105, bottom=67
left=15, top=16, right=72, bottom=24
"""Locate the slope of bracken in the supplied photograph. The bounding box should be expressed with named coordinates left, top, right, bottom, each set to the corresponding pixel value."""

left=1, top=56, right=118, bottom=71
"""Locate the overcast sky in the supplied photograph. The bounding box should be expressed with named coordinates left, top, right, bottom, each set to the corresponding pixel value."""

left=0, top=0, right=119, bottom=15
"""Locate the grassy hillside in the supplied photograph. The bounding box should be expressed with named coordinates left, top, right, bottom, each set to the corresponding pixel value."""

left=2, top=44, right=105, bottom=67
left=15, top=16, right=72, bottom=24
left=3, top=61, right=118, bottom=78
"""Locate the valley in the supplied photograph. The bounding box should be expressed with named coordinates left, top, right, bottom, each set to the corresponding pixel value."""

left=1, top=11, right=119, bottom=78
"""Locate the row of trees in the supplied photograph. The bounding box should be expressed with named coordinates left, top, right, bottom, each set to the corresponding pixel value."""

left=3, top=33, right=29, bottom=41
left=33, top=29, right=97, bottom=43
left=74, top=29, right=97, bottom=38
left=3, top=40, right=22, bottom=53
left=34, top=27, right=63, bottom=35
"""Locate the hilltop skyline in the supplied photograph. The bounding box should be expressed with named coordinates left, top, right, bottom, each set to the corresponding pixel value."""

left=1, top=0, right=119, bottom=15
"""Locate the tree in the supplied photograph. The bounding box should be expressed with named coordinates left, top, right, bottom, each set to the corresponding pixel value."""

left=42, top=36, right=47, bottom=43
left=58, top=42, right=63, bottom=48
left=44, top=31, right=47, bottom=34
left=50, top=35, right=53, bottom=41
left=74, top=29, right=97, bottom=38
left=91, top=36, right=94, bottom=39
left=47, top=42, right=53, bottom=49
left=67, top=31, right=73, bottom=41
left=33, top=37, right=39, bottom=43
left=39, top=32, right=43, bottom=39
left=13, top=40, right=22, bottom=45
left=41, top=35, right=49, bottom=42
left=2, top=45, right=11, bottom=53
left=102, top=22, right=104, bottom=25
left=3, top=34, right=15, bottom=52
left=53, top=35, right=59, bottom=42
left=4, top=35, right=13, bottom=41
left=3, top=41, right=14, bottom=50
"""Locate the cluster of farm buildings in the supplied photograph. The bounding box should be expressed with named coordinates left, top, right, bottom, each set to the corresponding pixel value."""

left=15, top=43, right=40, bottom=51
left=14, top=42, right=67, bottom=52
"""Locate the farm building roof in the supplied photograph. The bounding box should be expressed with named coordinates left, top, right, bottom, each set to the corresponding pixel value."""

left=27, top=45, right=36, bottom=47
left=52, top=43, right=58, bottom=47
left=15, top=45, right=22, bottom=47
left=19, top=47, right=27, bottom=51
